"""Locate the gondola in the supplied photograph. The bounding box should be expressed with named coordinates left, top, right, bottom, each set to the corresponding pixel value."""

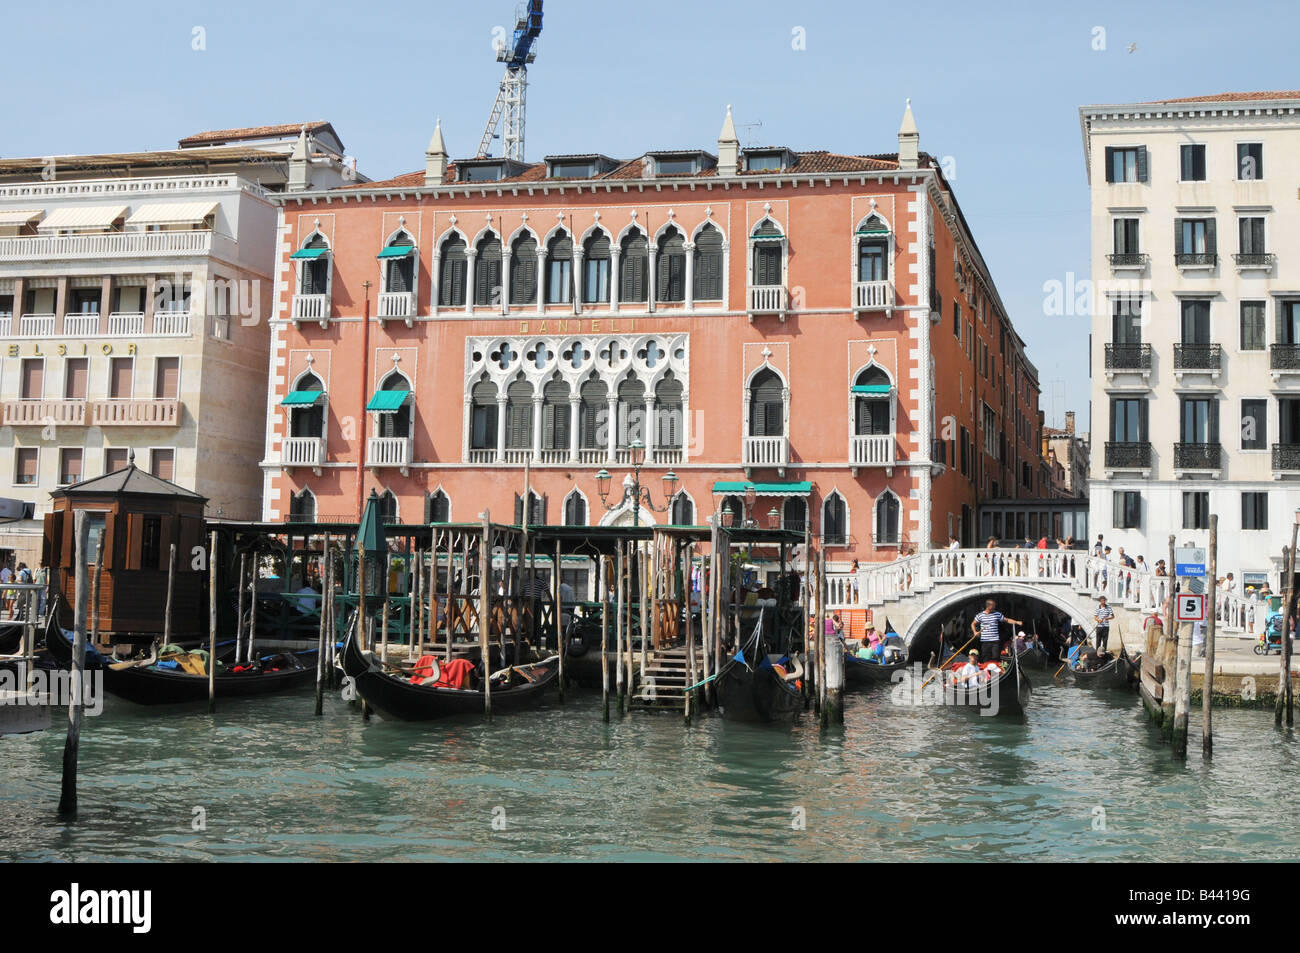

left=0, top=620, right=23, bottom=656
left=45, top=624, right=317, bottom=705
left=339, top=629, right=558, bottom=721
left=843, top=650, right=908, bottom=686
left=1015, top=641, right=1050, bottom=670
left=1069, top=651, right=1134, bottom=690
left=715, top=652, right=804, bottom=723
left=933, top=649, right=1030, bottom=716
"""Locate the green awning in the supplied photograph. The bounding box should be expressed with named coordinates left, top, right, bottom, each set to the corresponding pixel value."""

left=856, top=226, right=890, bottom=235
left=290, top=246, right=329, bottom=260
left=712, top=480, right=812, bottom=497
left=750, top=230, right=784, bottom=241
left=377, top=244, right=415, bottom=259
left=281, top=390, right=324, bottom=406
left=851, top=384, right=892, bottom=394
left=366, top=389, right=410, bottom=412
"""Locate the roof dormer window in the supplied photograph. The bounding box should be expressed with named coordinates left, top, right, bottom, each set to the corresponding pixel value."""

left=742, top=148, right=794, bottom=172
left=455, top=158, right=529, bottom=183
left=545, top=154, right=616, bottom=179
left=647, top=151, right=715, bottom=177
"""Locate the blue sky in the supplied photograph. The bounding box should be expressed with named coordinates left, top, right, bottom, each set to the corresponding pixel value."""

left=9, top=0, right=1299, bottom=432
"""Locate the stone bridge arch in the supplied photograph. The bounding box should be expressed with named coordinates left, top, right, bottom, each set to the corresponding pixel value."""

left=896, top=581, right=1099, bottom=651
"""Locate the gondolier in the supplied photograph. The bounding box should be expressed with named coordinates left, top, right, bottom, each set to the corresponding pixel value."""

left=1094, top=597, right=1114, bottom=651
left=970, top=599, right=1024, bottom=663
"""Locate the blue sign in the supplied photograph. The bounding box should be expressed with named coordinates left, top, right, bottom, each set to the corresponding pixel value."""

left=1175, top=546, right=1207, bottom=577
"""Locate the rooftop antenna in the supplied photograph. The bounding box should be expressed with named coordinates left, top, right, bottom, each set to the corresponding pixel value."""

left=736, top=118, right=763, bottom=148
left=477, top=1, right=544, bottom=161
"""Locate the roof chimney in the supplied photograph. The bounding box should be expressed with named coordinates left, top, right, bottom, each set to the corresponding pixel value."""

left=425, top=118, right=448, bottom=187
left=898, top=99, right=919, bottom=171
left=1065, top=411, right=1076, bottom=435
left=288, top=125, right=311, bottom=192
left=717, top=104, right=739, bottom=177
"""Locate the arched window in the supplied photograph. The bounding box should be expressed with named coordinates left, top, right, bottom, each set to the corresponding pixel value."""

left=474, top=233, right=502, bottom=306
left=542, top=376, right=570, bottom=450
left=583, top=231, right=611, bottom=303
left=376, top=489, right=399, bottom=524
left=854, top=365, right=892, bottom=436
left=693, top=224, right=723, bottom=301
left=748, top=368, right=784, bottom=437
left=545, top=231, right=573, bottom=304
left=439, top=234, right=467, bottom=307
left=510, top=233, right=539, bottom=305
left=426, top=489, right=451, bottom=523
left=656, top=227, right=686, bottom=302
left=822, top=491, right=847, bottom=545
left=505, top=375, right=533, bottom=449
left=655, top=372, right=683, bottom=448
left=751, top=219, right=783, bottom=288
left=299, top=233, right=331, bottom=296
left=620, top=229, right=648, bottom=303
left=382, top=231, right=415, bottom=294
left=563, top=490, right=587, bottom=526
left=720, top=494, right=744, bottom=527
left=857, top=215, right=890, bottom=282
left=470, top=377, right=498, bottom=450
left=515, top=489, right=545, bottom=524
left=290, top=488, right=316, bottom=523
left=875, top=492, right=901, bottom=545
left=375, top=370, right=412, bottom=439
left=783, top=497, right=807, bottom=533
left=617, top=375, right=645, bottom=447
left=671, top=492, right=694, bottom=526
left=579, top=374, right=607, bottom=450
left=289, top=372, right=325, bottom=438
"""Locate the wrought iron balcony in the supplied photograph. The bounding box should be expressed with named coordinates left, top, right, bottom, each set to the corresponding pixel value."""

left=1105, top=441, right=1151, bottom=469
left=1107, top=252, right=1149, bottom=268
left=1273, top=444, right=1300, bottom=472
left=1105, top=343, right=1151, bottom=370
left=1271, top=344, right=1300, bottom=370
left=1233, top=252, right=1275, bottom=269
left=1175, top=252, right=1217, bottom=267
left=1173, top=343, right=1221, bottom=370
left=1174, top=442, right=1222, bottom=470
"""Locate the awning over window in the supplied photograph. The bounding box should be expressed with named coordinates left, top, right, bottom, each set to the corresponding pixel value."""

left=712, top=480, right=812, bottom=497
left=281, top=390, right=325, bottom=407
left=856, top=225, right=890, bottom=235
left=125, top=201, right=218, bottom=226
left=290, top=246, right=330, bottom=260
left=851, top=384, right=893, bottom=394
left=377, top=244, right=415, bottom=259
left=750, top=229, right=784, bottom=241
left=0, top=209, right=43, bottom=227
left=366, top=389, right=410, bottom=412
left=37, top=205, right=127, bottom=231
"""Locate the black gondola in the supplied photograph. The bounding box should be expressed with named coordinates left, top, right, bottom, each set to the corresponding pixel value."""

left=0, top=621, right=23, bottom=656
left=715, top=654, right=804, bottom=723
left=45, top=624, right=317, bottom=706
left=934, top=650, right=1030, bottom=716
left=1069, top=652, right=1133, bottom=690
left=1015, top=641, right=1050, bottom=670
left=339, top=629, right=558, bottom=721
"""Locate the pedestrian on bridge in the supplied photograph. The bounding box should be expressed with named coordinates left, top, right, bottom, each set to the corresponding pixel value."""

left=971, top=599, right=1024, bottom=663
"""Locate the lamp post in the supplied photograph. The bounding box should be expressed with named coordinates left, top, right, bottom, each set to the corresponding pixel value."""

left=595, top=440, right=678, bottom=528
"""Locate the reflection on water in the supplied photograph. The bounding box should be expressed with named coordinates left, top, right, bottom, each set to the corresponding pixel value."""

left=2, top=676, right=1298, bottom=861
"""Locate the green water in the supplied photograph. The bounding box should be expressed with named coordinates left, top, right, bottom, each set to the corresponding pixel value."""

left=3, top=676, right=1298, bottom=862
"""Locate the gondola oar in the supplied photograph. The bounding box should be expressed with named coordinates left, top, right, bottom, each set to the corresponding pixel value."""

left=922, top=633, right=978, bottom=688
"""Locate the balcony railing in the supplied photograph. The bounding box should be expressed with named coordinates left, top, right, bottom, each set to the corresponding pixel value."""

left=537, top=448, right=569, bottom=465
left=1174, top=442, right=1222, bottom=471
left=107, top=312, right=146, bottom=336
left=1270, top=344, right=1300, bottom=370
left=376, top=291, right=417, bottom=321
left=0, top=317, right=9, bottom=336
left=151, top=311, right=191, bottom=336
left=18, top=314, right=55, bottom=337
left=1234, top=252, right=1275, bottom=269
left=743, top=434, right=788, bottom=469
left=282, top=436, right=325, bottom=468
left=90, top=398, right=180, bottom=426
left=851, top=433, right=894, bottom=467
left=62, top=313, right=100, bottom=336
left=576, top=448, right=605, bottom=465
left=854, top=279, right=893, bottom=311
left=1104, top=343, right=1152, bottom=370
left=1105, top=441, right=1152, bottom=469
left=651, top=447, right=683, bottom=465
left=2, top=399, right=86, bottom=426
left=1273, top=444, right=1300, bottom=472
left=747, top=285, right=787, bottom=315
left=502, top=448, right=532, bottom=465
left=291, top=294, right=330, bottom=323
left=366, top=435, right=412, bottom=468
left=1173, top=343, right=1221, bottom=370
left=0, top=229, right=212, bottom=262
left=466, top=448, right=496, bottom=464
left=1107, top=252, right=1149, bottom=268
left=1175, top=252, right=1217, bottom=267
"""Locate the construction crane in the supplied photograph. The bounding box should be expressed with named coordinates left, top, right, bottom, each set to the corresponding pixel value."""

left=476, top=1, right=544, bottom=161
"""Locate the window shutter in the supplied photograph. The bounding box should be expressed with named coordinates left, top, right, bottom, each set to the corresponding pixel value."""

left=554, top=403, right=569, bottom=449
left=1104, top=147, right=1116, bottom=184
left=1174, top=220, right=1183, bottom=256
left=657, top=253, right=670, bottom=301
left=1206, top=218, right=1217, bottom=255
left=1138, top=399, right=1148, bottom=441
left=1209, top=399, right=1220, bottom=443
left=514, top=493, right=524, bottom=525
left=766, top=401, right=783, bottom=437
left=1136, top=146, right=1149, bottom=183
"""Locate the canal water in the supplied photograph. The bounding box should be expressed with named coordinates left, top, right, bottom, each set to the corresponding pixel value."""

left=3, top=675, right=1298, bottom=862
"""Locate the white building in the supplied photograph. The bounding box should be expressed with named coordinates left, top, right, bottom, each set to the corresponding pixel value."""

left=1081, top=91, right=1300, bottom=594
left=0, top=122, right=362, bottom=568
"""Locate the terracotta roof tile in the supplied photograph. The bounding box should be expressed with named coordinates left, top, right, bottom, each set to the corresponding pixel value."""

left=1140, top=91, right=1300, bottom=105
left=178, top=121, right=335, bottom=147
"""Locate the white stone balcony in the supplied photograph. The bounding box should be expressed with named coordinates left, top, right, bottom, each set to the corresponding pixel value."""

left=107, top=312, right=146, bottom=336
left=537, top=448, right=570, bottom=464
left=62, top=313, right=100, bottom=336
left=18, top=314, right=55, bottom=337
left=2, top=399, right=86, bottom=426
left=291, top=294, right=330, bottom=326
left=90, top=398, right=180, bottom=426
left=854, top=279, right=893, bottom=312
left=743, top=434, right=788, bottom=470
left=366, top=435, right=412, bottom=473
left=576, top=448, right=606, bottom=465
left=747, top=285, right=787, bottom=318
left=0, top=229, right=212, bottom=262
left=466, top=448, right=497, bottom=464
left=282, top=436, right=325, bottom=470
left=151, top=311, right=191, bottom=336
left=376, top=291, right=417, bottom=324
left=851, top=433, right=895, bottom=470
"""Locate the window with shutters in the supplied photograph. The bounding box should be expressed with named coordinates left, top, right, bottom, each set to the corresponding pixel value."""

left=1110, top=397, right=1147, bottom=442
left=617, top=376, right=646, bottom=447
left=1237, top=142, right=1264, bottom=181
left=751, top=241, right=782, bottom=288
left=1112, top=297, right=1142, bottom=344
left=563, top=490, right=587, bottom=526
left=1175, top=218, right=1216, bottom=263
left=470, top=378, right=499, bottom=450
left=953, top=300, right=961, bottom=340
left=577, top=375, right=608, bottom=449
left=656, top=227, right=686, bottom=302
left=290, top=372, right=325, bottom=439
left=545, top=232, right=573, bottom=304
left=439, top=234, right=468, bottom=307
left=19, top=358, right=43, bottom=400
left=154, top=356, right=179, bottom=400
left=583, top=231, right=611, bottom=303
left=620, top=230, right=648, bottom=303
left=510, top=234, right=539, bottom=305
left=1114, top=491, right=1141, bottom=529
left=514, top=490, right=545, bottom=525
left=1179, top=144, right=1206, bottom=182
left=104, top=448, right=129, bottom=474
left=693, top=224, right=724, bottom=301
left=376, top=371, right=412, bottom=439
left=874, top=492, right=900, bottom=544
left=475, top=234, right=503, bottom=306
left=721, top=495, right=745, bottom=526
left=64, top=358, right=88, bottom=400
left=83, top=512, right=106, bottom=566
left=58, top=448, right=82, bottom=486
left=1280, top=301, right=1300, bottom=347
left=14, top=447, right=37, bottom=485
left=290, top=489, right=316, bottom=523
left=383, top=231, right=416, bottom=294
left=426, top=489, right=451, bottom=523
left=1241, top=399, right=1267, bottom=451
left=541, top=377, right=570, bottom=450
left=140, top=515, right=162, bottom=569
left=1112, top=218, right=1140, bottom=255
left=150, top=448, right=174, bottom=481
left=655, top=373, right=683, bottom=448
left=853, top=366, right=892, bottom=436
left=858, top=239, right=887, bottom=281
left=1180, top=299, right=1211, bottom=344
left=1180, top=396, right=1218, bottom=444
left=1182, top=491, right=1209, bottom=530
left=1104, top=146, right=1147, bottom=183
left=782, top=497, right=806, bottom=534
left=376, top=489, right=398, bottom=524
left=1241, top=301, right=1266, bottom=350
left=109, top=357, right=133, bottom=399
left=822, top=492, right=847, bottom=545
left=299, top=233, right=331, bottom=296
left=748, top=368, right=784, bottom=438
left=671, top=492, right=694, bottom=526
left=1238, top=216, right=1266, bottom=254
left=1242, top=491, right=1269, bottom=530
left=505, top=376, right=533, bottom=449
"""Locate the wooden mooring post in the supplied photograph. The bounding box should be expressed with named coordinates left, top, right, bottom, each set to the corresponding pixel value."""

left=163, top=543, right=176, bottom=647
left=615, top=541, right=625, bottom=716
left=555, top=539, right=565, bottom=703
left=1277, top=525, right=1298, bottom=727
left=234, top=551, right=247, bottom=665
left=1203, top=515, right=1217, bottom=757
left=315, top=538, right=330, bottom=716
left=479, top=511, right=492, bottom=719
left=58, top=511, right=91, bottom=818
left=208, top=531, right=218, bottom=714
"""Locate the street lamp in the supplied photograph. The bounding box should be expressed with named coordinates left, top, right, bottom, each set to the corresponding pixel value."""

left=595, top=439, right=678, bottom=527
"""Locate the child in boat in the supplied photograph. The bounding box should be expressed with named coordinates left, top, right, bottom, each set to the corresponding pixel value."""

left=955, top=650, right=983, bottom=685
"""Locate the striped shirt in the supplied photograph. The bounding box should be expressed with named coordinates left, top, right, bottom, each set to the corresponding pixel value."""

left=975, top=611, right=1005, bottom=642
left=1095, top=605, right=1114, bottom=627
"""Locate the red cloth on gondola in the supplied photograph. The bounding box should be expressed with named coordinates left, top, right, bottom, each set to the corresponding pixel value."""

left=436, top=658, right=476, bottom=689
